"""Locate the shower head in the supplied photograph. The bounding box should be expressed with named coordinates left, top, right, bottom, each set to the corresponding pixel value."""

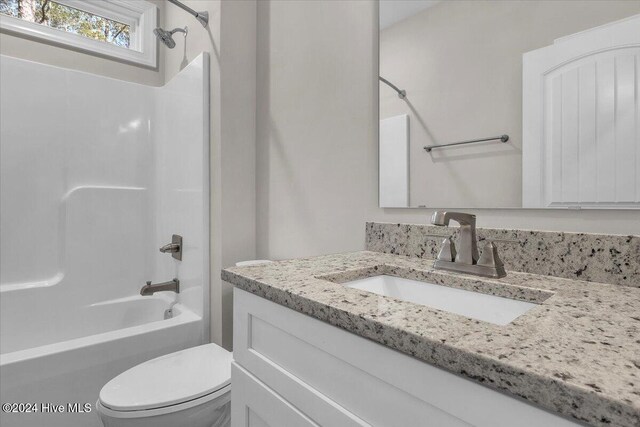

left=153, top=26, right=187, bottom=49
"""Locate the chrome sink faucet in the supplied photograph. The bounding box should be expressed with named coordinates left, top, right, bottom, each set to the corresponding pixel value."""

left=430, top=211, right=479, bottom=264
left=140, top=278, right=180, bottom=296
left=430, top=211, right=506, bottom=278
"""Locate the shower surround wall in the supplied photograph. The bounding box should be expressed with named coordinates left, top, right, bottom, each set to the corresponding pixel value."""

left=0, top=53, right=208, bottom=427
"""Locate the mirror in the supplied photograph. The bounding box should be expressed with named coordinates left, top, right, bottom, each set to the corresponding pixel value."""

left=378, top=1, right=640, bottom=209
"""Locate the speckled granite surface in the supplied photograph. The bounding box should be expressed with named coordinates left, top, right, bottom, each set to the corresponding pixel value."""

left=222, top=251, right=640, bottom=427
left=366, top=222, right=640, bottom=288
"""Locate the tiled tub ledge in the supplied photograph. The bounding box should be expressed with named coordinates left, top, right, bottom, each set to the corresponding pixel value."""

left=365, top=222, right=640, bottom=288
left=223, top=251, right=640, bottom=427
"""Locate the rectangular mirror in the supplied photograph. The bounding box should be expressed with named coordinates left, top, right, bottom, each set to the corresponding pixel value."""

left=378, top=1, right=640, bottom=209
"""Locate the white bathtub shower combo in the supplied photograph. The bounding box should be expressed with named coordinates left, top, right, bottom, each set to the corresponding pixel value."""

left=0, top=53, right=210, bottom=427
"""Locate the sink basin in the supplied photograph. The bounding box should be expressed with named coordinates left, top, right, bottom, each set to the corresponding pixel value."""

left=343, top=275, right=538, bottom=325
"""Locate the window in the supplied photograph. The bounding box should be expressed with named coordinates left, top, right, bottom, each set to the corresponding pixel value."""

left=0, top=0, right=157, bottom=67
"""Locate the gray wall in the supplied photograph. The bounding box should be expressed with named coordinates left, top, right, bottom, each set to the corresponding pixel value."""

left=0, top=0, right=165, bottom=86
left=379, top=0, right=640, bottom=208
left=256, top=0, right=379, bottom=260
left=255, top=0, right=640, bottom=263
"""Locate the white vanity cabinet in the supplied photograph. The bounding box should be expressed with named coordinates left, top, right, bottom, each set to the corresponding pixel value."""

left=231, top=289, right=579, bottom=427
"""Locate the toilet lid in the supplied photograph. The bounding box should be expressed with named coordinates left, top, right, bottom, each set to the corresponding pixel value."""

left=99, top=344, right=232, bottom=412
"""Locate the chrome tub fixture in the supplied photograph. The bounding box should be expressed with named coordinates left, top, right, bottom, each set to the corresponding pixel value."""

left=140, top=279, right=180, bottom=296
left=159, top=234, right=182, bottom=260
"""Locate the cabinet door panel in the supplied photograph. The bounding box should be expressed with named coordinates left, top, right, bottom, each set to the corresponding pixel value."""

left=247, top=315, right=469, bottom=427
left=231, top=363, right=318, bottom=427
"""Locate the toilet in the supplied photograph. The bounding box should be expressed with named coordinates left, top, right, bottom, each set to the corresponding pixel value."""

left=96, top=344, right=232, bottom=427
left=97, top=260, right=271, bottom=427
left=96, top=260, right=273, bottom=427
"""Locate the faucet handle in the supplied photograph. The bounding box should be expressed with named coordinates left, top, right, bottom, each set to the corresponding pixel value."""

left=437, top=237, right=457, bottom=262
left=477, top=241, right=504, bottom=269
left=146, top=281, right=152, bottom=286
left=159, top=234, right=182, bottom=261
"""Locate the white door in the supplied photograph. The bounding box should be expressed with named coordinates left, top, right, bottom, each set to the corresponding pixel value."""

left=523, top=15, right=640, bottom=208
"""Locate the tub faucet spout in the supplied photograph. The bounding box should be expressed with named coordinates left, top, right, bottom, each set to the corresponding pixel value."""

left=141, top=279, right=180, bottom=295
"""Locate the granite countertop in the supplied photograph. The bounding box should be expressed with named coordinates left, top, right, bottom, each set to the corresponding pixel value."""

left=222, top=251, right=640, bottom=427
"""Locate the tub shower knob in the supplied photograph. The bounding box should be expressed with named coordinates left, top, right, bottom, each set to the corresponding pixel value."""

left=159, top=234, right=182, bottom=261
left=160, top=243, right=180, bottom=253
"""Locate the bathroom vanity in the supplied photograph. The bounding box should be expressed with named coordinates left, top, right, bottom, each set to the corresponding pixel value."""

left=223, top=224, right=640, bottom=427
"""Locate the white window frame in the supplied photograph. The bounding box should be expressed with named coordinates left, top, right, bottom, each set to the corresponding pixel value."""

left=0, top=0, right=158, bottom=67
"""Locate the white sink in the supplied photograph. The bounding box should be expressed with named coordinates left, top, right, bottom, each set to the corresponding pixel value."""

left=343, top=275, right=538, bottom=325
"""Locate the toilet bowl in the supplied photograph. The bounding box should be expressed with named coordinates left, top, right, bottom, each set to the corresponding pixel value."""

left=97, top=343, right=232, bottom=427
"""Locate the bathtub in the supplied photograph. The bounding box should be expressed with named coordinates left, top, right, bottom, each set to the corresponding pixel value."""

left=0, top=294, right=203, bottom=427
left=0, top=54, right=209, bottom=427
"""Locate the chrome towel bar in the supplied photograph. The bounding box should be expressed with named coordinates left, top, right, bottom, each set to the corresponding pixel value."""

left=424, top=135, right=509, bottom=153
